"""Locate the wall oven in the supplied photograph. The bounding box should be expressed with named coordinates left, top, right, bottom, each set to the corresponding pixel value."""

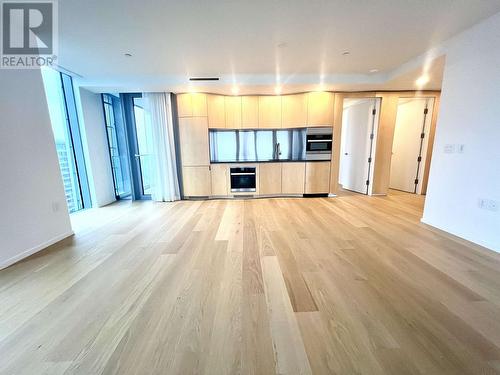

left=230, top=167, right=256, bottom=192
left=306, top=127, right=333, bottom=161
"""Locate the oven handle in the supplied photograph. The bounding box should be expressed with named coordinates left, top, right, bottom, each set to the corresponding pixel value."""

left=230, top=172, right=256, bottom=176
left=307, top=139, right=332, bottom=143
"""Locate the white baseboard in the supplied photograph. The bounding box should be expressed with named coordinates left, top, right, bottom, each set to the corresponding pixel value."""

left=420, top=217, right=499, bottom=253
left=0, top=231, right=74, bottom=270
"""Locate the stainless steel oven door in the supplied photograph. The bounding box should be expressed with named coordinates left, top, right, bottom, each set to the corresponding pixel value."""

left=230, top=167, right=256, bottom=192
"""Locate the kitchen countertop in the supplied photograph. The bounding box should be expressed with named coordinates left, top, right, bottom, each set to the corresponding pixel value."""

left=210, top=159, right=331, bottom=164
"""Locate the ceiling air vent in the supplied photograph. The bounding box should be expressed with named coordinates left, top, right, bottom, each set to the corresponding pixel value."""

left=189, top=77, right=220, bottom=81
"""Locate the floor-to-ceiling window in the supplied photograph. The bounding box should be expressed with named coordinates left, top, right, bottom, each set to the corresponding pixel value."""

left=42, top=68, right=91, bottom=213
left=102, top=94, right=132, bottom=199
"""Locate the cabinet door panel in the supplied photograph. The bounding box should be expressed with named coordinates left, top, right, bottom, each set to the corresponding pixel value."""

left=177, top=93, right=192, bottom=117
left=305, top=162, right=331, bottom=193
left=282, top=94, right=307, bottom=128
left=242, top=96, right=259, bottom=128
left=179, top=117, right=209, bottom=166
left=207, top=94, right=226, bottom=128
left=211, top=164, right=228, bottom=196
left=225, top=96, right=242, bottom=129
left=259, top=96, right=282, bottom=128
left=282, top=162, right=305, bottom=194
left=191, top=93, right=207, bottom=117
left=259, top=163, right=282, bottom=195
left=183, top=166, right=211, bottom=196
left=307, top=92, right=334, bottom=126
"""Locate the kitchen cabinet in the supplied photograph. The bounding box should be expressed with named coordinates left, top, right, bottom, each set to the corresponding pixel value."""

left=282, top=93, right=307, bottom=128
left=307, top=92, right=334, bottom=126
left=179, top=117, right=209, bottom=166
left=282, top=162, right=305, bottom=194
left=176, top=93, right=192, bottom=117
left=259, top=96, right=282, bottom=128
left=241, top=96, right=259, bottom=128
left=305, top=162, right=331, bottom=193
left=182, top=166, right=211, bottom=196
left=259, top=163, right=282, bottom=195
left=210, top=164, right=228, bottom=196
left=176, top=93, right=207, bottom=117
left=225, top=96, right=242, bottom=129
left=207, top=94, right=226, bottom=128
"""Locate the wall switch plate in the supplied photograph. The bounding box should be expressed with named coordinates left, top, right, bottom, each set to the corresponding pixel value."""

left=444, top=144, right=455, bottom=154
left=478, top=198, right=499, bottom=212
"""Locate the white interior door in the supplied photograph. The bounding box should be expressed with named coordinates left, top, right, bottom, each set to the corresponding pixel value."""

left=339, top=98, right=380, bottom=195
left=390, top=98, right=434, bottom=194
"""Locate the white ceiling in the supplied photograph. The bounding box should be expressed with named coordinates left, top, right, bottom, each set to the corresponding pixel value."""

left=58, top=0, right=500, bottom=93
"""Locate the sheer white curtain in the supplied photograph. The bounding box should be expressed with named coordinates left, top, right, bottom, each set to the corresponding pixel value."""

left=143, top=93, right=181, bottom=201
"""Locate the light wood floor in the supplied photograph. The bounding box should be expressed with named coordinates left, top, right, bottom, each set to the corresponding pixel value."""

left=2, top=192, right=500, bottom=374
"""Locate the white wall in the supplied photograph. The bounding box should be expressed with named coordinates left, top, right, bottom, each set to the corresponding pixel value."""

left=0, top=69, right=73, bottom=269
left=75, top=86, right=116, bottom=207
left=422, top=12, right=500, bottom=252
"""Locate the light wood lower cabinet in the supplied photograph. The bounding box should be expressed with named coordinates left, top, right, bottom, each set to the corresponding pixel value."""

left=210, top=164, right=228, bottom=196
left=259, top=163, right=282, bottom=195
left=305, top=162, right=331, bottom=193
left=282, top=162, right=305, bottom=194
left=182, top=166, right=211, bottom=197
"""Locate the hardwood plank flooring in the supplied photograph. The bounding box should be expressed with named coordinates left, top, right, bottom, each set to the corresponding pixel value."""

left=1, top=192, right=500, bottom=374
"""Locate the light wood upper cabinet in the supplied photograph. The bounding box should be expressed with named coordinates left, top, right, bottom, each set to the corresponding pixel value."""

left=259, top=96, right=282, bottom=128
left=176, top=93, right=207, bottom=117
left=241, top=96, right=259, bottom=128
left=207, top=94, right=226, bottom=128
left=305, top=162, right=331, bottom=194
left=307, top=92, right=334, bottom=126
left=178, top=117, right=209, bottom=166
left=182, top=166, right=211, bottom=196
left=191, top=93, right=207, bottom=117
left=282, top=162, right=305, bottom=194
left=210, top=164, right=228, bottom=196
left=259, top=163, right=282, bottom=195
left=282, top=94, right=307, bottom=128
left=225, top=96, right=242, bottom=129
left=176, top=93, right=192, bottom=117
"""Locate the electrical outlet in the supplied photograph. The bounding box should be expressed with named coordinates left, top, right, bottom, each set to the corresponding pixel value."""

left=52, top=201, right=60, bottom=213
left=444, top=144, right=455, bottom=154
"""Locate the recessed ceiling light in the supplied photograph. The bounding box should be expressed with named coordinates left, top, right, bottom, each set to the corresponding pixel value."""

left=416, top=74, right=430, bottom=86
left=274, top=86, right=282, bottom=95
left=342, top=51, right=350, bottom=56
left=124, top=53, right=132, bottom=57
left=231, top=86, right=239, bottom=95
left=369, top=69, right=379, bottom=73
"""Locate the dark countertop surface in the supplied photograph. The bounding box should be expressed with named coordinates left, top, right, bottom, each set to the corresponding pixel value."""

left=210, top=159, right=330, bottom=164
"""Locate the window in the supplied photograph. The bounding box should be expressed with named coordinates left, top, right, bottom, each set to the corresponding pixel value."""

left=42, top=68, right=91, bottom=213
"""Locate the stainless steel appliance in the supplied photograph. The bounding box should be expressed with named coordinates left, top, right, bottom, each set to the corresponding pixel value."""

left=306, top=127, right=333, bottom=161
left=230, top=167, right=256, bottom=192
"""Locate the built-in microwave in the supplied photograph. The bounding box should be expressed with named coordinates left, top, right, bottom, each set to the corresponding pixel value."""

left=306, top=127, right=333, bottom=160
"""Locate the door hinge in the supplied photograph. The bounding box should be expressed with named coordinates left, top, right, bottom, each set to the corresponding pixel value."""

left=420, top=133, right=425, bottom=139
left=372, top=108, right=376, bottom=115
left=370, top=133, right=374, bottom=140
left=366, top=180, right=370, bottom=186
left=417, top=156, right=422, bottom=162
left=424, top=108, right=428, bottom=115
left=414, top=178, right=419, bottom=185
left=368, top=157, right=372, bottom=163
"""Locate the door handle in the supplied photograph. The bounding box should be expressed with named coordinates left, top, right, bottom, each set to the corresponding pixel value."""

left=344, top=153, right=348, bottom=155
